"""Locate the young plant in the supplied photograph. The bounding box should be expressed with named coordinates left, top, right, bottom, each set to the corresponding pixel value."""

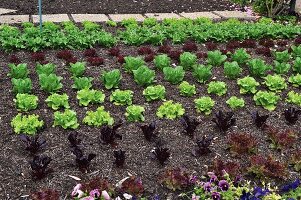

left=71, top=147, right=96, bottom=172
left=192, top=135, right=213, bottom=156
left=72, top=77, right=93, bottom=90
left=226, top=96, right=245, bottom=110
left=139, top=121, right=157, bottom=141
left=231, top=48, right=251, bottom=65
left=207, top=50, right=227, bottom=66
left=223, top=61, right=242, bottom=79
left=154, top=54, right=171, bottom=70
left=248, top=59, right=272, bottom=77
left=179, top=52, right=197, bottom=70
left=11, top=114, right=44, bottom=135
left=163, top=66, right=185, bottom=84
left=207, top=81, right=227, bottom=96
left=182, top=41, right=198, bottom=52
left=143, top=85, right=166, bottom=102
left=87, top=57, right=104, bottom=66
left=290, top=150, right=301, bottom=172
left=83, top=48, right=97, bottom=57
left=286, top=91, right=301, bottom=106
left=253, top=91, right=280, bottom=111
left=12, top=78, right=32, bottom=94
left=83, top=106, right=114, bottom=127
left=178, top=81, right=196, bottom=97
left=108, top=47, right=120, bottom=56
left=101, top=69, right=121, bottom=89
left=110, top=89, right=133, bottom=106
left=273, top=61, right=291, bottom=74
left=152, top=146, right=170, bottom=165
left=14, top=93, right=38, bottom=112
left=100, top=123, right=122, bottom=145
left=264, top=126, right=297, bottom=149
left=237, top=76, right=260, bottom=94
left=19, top=134, right=46, bottom=154
left=180, top=115, right=201, bottom=137
left=7, top=63, right=29, bottom=79
left=30, top=189, right=59, bottom=200
left=53, top=109, right=79, bottom=129
left=156, top=100, right=185, bottom=119
left=114, top=149, right=126, bottom=167
left=133, top=65, right=155, bottom=87
left=288, top=74, right=301, bottom=87
left=263, top=74, right=287, bottom=92
left=68, top=132, right=82, bottom=148
left=284, top=107, right=301, bottom=124
left=30, top=155, right=52, bottom=179
left=45, top=93, right=70, bottom=110
left=252, top=111, right=269, bottom=129
left=124, top=56, right=145, bottom=73
left=211, top=159, right=241, bottom=178
left=159, top=168, right=191, bottom=191
left=119, top=176, right=144, bottom=196
left=36, top=63, right=56, bottom=75
left=212, top=111, right=236, bottom=132
left=77, top=89, right=105, bottom=106
left=69, top=62, right=86, bottom=77
left=192, top=64, right=212, bottom=83
left=194, top=96, right=215, bottom=115
left=125, top=105, right=145, bottom=122
left=274, top=50, right=290, bottom=63
left=39, top=73, right=63, bottom=93
left=293, top=57, right=301, bottom=73
left=228, top=133, right=257, bottom=155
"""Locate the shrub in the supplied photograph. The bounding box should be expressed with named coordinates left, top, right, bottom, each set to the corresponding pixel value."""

left=178, top=81, right=196, bottom=97
left=110, top=89, right=133, bottom=106
left=8, top=63, right=29, bottom=79
left=77, top=89, right=105, bottom=106
left=194, top=96, right=215, bottom=115
left=53, top=109, right=79, bottom=129
left=273, top=61, right=290, bottom=74
left=45, top=93, right=70, bottom=110
left=226, top=96, right=245, bottom=110
left=289, top=74, right=301, bottom=87
left=154, top=54, right=171, bottom=71
left=237, top=76, right=260, bottom=94
left=156, top=100, right=185, bottom=119
left=36, top=63, right=56, bottom=75
left=14, top=93, right=38, bottom=112
left=69, top=62, right=86, bottom=77
left=223, top=61, right=242, bottom=79
left=72, top=77, right=93, bottom=90
left=286, top=91, right=301, bottom=106
left=163, top=66, right=185, bottom=84
left=101, top=69, right=121, bottom=90
left=207, top=50, right=227, bottom=66
left=248, top=58, right=272, bottom=77
left=83, top=106, right=114, bottom=127
left=125, top=105, right=145, bottom=122
left=253, top=91, right=280, bottom=111
left=143, top=85, right=166, bottom=102
left=133, top=66, right=155, bottom=87
left=11, top=113, right=44, bottom=135
left=207, top=81, right=227, bottom=96
left=179, top=52, right=197, bottom=70
left=231, top=48, right=251, bottom=65
left=263, top=74, right=287, bottom=92
left=39, top=74, right=63, bottom=93
left=124, top=56, right=145, bottom=73
left=192, top=64, right=212, bottom=83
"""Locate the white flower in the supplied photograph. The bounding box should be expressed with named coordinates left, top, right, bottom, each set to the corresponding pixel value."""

left=123, top=193, right=133, bottom=199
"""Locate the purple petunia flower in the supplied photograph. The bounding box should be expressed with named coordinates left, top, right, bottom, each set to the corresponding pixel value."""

left=212, top=192, right=221, bottom=200
left=239, top=190, right=260, bottom=200
left=253, top=187, right=269, bottom=198
left=203, top=182, right=212, bottom=192
left=218, top=180, right=230, bottom=191
left=208, top=172, right=218, bottom=183
left=280, top=179, right=300, bottom=193
left=89, top=189, right=100, bottom=198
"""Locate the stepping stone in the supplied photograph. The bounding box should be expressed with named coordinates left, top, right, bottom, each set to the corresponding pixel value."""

left=32, top=14, right=70, bottom=23
left=108, top=14, right=145, bottom=22
left=0, top=15, right=29, bottom=24
left=212, top=11, right=256, bottom=20
left=71, top=14, right=109, bottom=22
left=145, top=13, right=182, bottom=20
left=179, top=12, right=221, bottom=20
left=0, top=8, right=17, bottom=15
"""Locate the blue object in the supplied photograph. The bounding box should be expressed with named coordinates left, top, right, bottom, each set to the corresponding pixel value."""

left=38, top=0, right=42, bottom=32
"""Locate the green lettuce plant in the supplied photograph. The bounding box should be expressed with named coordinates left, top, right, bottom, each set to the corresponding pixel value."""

left=133, top=65, right=155, bottom=87
left=248, top=58, right=272, bottom=77
left=77, top=89, right=105, bottom=106
left=154, top=54, right=171, bottom=70
left=101, top=69, right=121, bottom=89
left=178, top=81, right=196, bottom=97
left=207, top=50, right=227, bottom=66
left=194, top=96, right=215, bottom=115
left=39, top=73, right=63, bottom=93
left=45, top=93, right=70, bottom=110
left=125, top=105, right=145, bottom=122
left=231, top=48, right=250, bottom=65
left=226, top=96, right=245, bottom=110
left=110, top=89, right=133, bottom=105
left=179, top=52, right=197, bottom=70
left=72, top=77, right=93, bottom=90
left=253, top=91, right=280, bottom=111
left=237, top=76, right=260, bottom=94
left=124, top=56, right=145, bottom=73
left=286, top=91, right=301, bottom=106
left=83, top=106, right=114, bottom=127
left=192, top=64, right=212, bottom=83
left=156, top=100, right=185, bottom=119
left=14, top=93, right=38, bottom=112
left=69, top=62, right=86, bottom=77
left=274, top=50, right=290, bottom=63
left=11, top=113, right=44, bottom=135
left=291, top=45, right=301, bottom=58
left=53, top=109, right=79, bottom=129
left=163, top=66, right=185, bottom=84
left=207, top=81, right=227, bottom=96
left=36, top=63, right=56, bottom=75
left=288, top=74, right=301, bottom=87
left=143, top=85, right=166, bottom=102
left=12, top=78, right=32, bottom=94
left=263, top=74, right=287, bottom=92
left=7, top=63, right=29, bottom=79
left=223, top=61, right=242, bottom=79
left=293, top=57, right=301, bottom=73
left=273, top=61, right=290, bottom=74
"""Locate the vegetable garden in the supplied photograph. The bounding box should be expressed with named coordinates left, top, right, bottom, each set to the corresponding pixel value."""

left=0, top=18, right=301, bottom=199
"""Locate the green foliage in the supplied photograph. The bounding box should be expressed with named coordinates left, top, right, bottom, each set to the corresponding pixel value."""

left=77, top=89, right=105, bottom=106
left=36, top=63, right=56, bottom=75
left=288, top=74, right=301, bottom=87
left=83, top=106, right=114, bottom=127
left=69, top=62, right=86, bottom=77
left=125, top=105, right=145, bottom=122
left=124, top=56, right=145, bottom=73
left=72, top=76, right=93, bottom=90
left=11, top=113, right=44, bottom=135
left=273, top=61, right=290, bottom=74
left=11, top=78, right=32, bottom=94
left=110, top=89, right=133, bottom=106
left=207, top=50, right=227, bottom=66
left=7, top=63, right=28, bottom=79
left=226, top=96, right=245, bottom=110
left=207, top=81, right=227, bottom=96
left=253, top=91, right=280, bottom=111
left=179, top=52, right=197, bottom=70
left=286, top=91, right=301, bottom=106
left=274, top=50, right=290, bottom=63
left=14, top=93, right=38, bottom=112
left=143, top=85, right=166, bottom=102
left=101, top=69, right=121, bottom=90
left=45, top=93, right=70, bottom=110
left=237, top=76, right=259, bottom=94
left=156, top=100, right=185, bottom=119
left=178, top=81, right=196, bottom=97
left=53, top=109, right=79, bottom=129
left=248, top=58, right=272, bottom=77
left=133, top=65, right=155, bottom=87
left=106, top=20, right=117, bottom=27
left=291, top=45, right=301, bottom=58
left=82, top=21, right=101, bottom=31
left=192, top=64, right=212, bottom=83
left=154, top=54, right=171, bottom=71
left=223, top=61, right=242, bottom=79
left=263, top=74, right=287, bottom=92
left=39, top=73, right=63, bottom=93
left=194, top=96, right=215, bottom=115
left=163, top=66, right=185, bottom=84
left=121, top=18, right=138, bottom=27
left=293, top=57, right=301, bottom=73
left=143, top=17, right=158, bottom=27
left=231, top=48, right=251, bottom=65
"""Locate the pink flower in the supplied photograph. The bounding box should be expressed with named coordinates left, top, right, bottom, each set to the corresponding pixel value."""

left=192, top=193, right=200, bottom=200
left=89, top=189, right=100, bottom=198
left=72, top=184, right=84, bottom=198
left=80, top=197, right=94, bottom=200
left=101, top=190, right=111, bottom=200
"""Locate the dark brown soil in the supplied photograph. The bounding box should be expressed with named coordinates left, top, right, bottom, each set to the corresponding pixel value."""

left=0, top=0, right=235, bottom=15
left=0, top=40, right=300, bottom=199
